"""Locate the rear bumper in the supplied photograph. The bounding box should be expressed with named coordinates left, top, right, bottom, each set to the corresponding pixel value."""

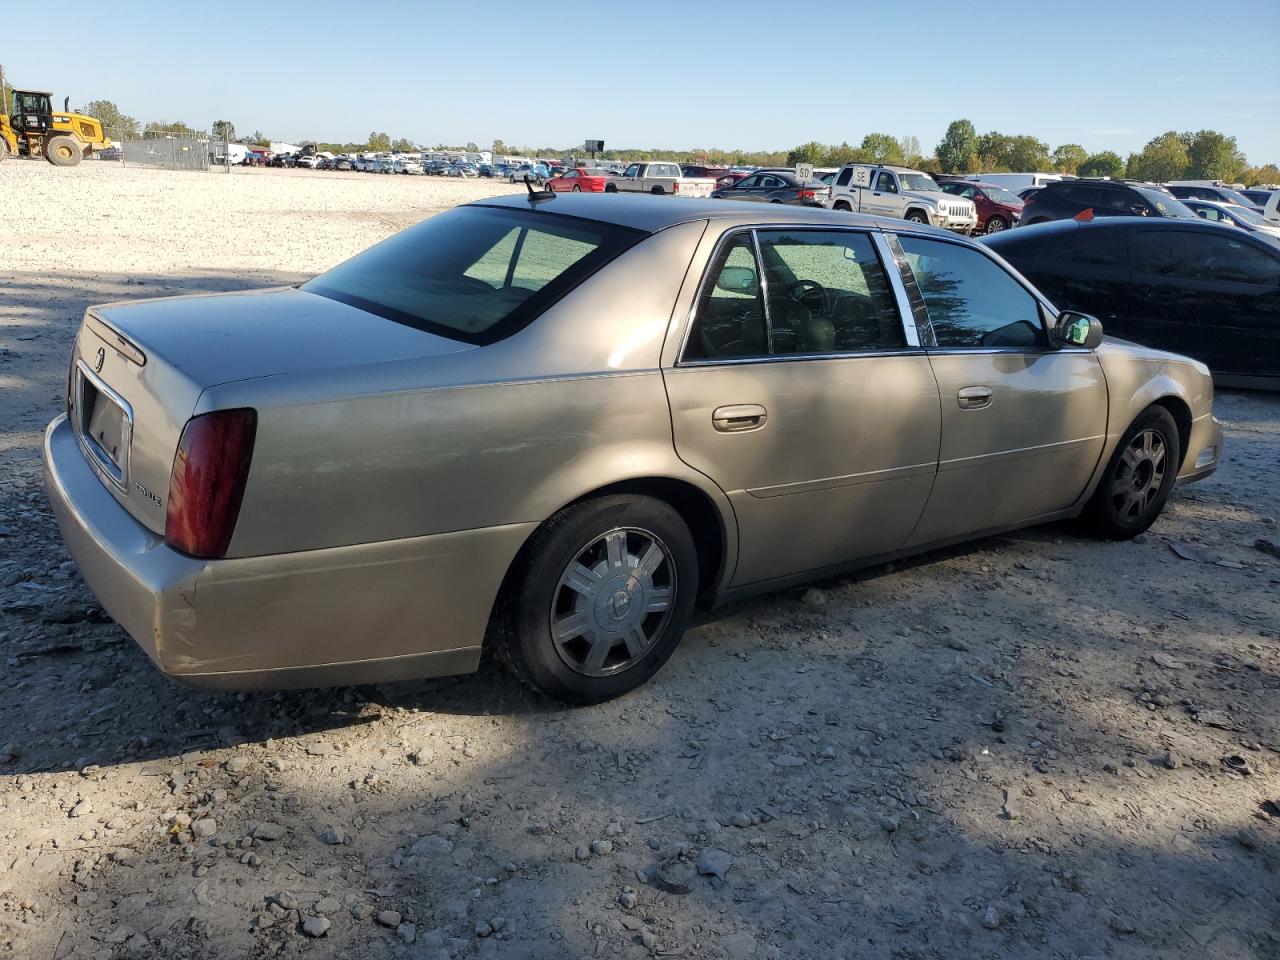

left=1176, top=413, right=1223, bottom=486
left=44, top=415, right=534, bottom=690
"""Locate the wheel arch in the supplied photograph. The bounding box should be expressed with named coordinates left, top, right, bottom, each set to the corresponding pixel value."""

left=904, top=206, right=930, bottom=221
left=487, top=474, right=734, bottom=645
left=1150, top=394, right=1193, bottom=472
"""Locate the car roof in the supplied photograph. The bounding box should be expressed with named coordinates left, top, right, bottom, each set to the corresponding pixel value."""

left=473, top=192, right=950, bottom=235
left=981, top=215, right=1271, bottom=248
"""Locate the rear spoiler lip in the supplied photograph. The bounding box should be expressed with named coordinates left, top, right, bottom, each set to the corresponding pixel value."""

left=85, top=310, right=147, bottom=367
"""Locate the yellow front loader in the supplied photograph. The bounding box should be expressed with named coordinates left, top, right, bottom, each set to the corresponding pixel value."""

left=1, top=89, right=111, bottom=166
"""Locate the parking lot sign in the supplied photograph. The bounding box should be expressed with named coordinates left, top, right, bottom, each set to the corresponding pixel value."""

left=795, top=162, right=814, bottom=183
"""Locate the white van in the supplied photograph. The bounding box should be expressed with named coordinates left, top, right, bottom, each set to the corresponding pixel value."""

left=964, top=172, right=1070, bottom=192
left=1265, top=191, right=1280, bottom=224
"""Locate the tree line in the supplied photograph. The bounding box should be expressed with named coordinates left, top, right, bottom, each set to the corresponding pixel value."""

left=66, top=99, right=1278, bottom=186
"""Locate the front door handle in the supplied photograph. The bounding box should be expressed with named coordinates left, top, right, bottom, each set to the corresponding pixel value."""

left=712, top=404, right=768, bottom=432
left=957, top=386, right=993, bottom=410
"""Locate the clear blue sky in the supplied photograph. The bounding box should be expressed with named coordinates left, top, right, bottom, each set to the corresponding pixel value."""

left=9, top=0, right=1279, bottom=162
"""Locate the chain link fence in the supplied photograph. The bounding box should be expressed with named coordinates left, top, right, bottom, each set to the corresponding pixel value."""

left=115, top=133, right=211, bottom=171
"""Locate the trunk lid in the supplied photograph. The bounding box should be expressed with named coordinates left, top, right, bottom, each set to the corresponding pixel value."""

left=69, top=286, right=472, bottom=535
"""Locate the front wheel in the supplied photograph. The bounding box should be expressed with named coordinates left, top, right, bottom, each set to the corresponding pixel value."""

left=833, top=200, right=851, bottom=212
left=46, top=136, right=82, bottom=167
left=605, top=184, right=618, bottom=193
left=1082, top=406, right=1181, bottom=539
left=904, top=210, right=928, bottom=224
left=571, top=184, right=581, bottom=192
left=984, top=215, right=1009, bottom=234
left=497, top=495, right=698, bottom=704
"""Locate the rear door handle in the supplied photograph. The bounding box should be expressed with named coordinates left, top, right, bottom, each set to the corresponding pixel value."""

left=712, top=404, right=768, bottom=432
left=957, top=386, right=993, bottom=410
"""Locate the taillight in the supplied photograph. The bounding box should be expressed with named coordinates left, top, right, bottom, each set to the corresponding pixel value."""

left=672, top=182, right=680, bottom=194
left=798, top=189, right=816, bottom=201
left=164, top=409, right=257, bottom=559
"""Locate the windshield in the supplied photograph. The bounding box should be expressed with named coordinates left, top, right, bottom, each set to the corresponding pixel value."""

left=1223, top=204, right=1268, bottom=225
left=1218, top=188, right=1258, bottom=207
left=898, top=173, right=942, bottom=192
left=305, top=206, right=645, bottom=345
left=984, top=185, right=1022, bottom=204
left=1134, top=187, right=1198, bottom=219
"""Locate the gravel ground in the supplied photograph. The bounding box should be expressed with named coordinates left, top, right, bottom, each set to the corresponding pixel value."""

left=1, top=161, right=1278, bottom=960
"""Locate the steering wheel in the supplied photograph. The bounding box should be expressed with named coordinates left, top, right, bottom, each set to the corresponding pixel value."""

left=786, top=279, right=826, bottom=305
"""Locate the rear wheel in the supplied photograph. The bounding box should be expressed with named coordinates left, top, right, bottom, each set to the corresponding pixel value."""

left=497, top=495, right=698, bottom=704
left=572, top=184, right=581, bottom=192
left=605, top=183, right=618, bottom=193
left=651, top=186, right=664, bottom=195
left=833, top=200, right=851, bottom=212
left=46, top=136, right=81, bottom=167
left=984, top=215, right=1009, bottom=234
left=1083, top=406, right=1181, bottom=539
left=905, top=210, right=928, bottom=224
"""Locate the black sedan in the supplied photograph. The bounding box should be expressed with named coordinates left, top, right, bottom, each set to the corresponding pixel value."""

left=984, top=218, right=1280, bottom=389
left=711, top=169, right=831, bottom=206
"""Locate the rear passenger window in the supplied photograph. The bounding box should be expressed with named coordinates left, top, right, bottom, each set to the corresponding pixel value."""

left=898, top=237, right=1046, bottom=349
left=836, top=168, right=852, bottom=187
left=1132, top=231, right=1280, bottom=285
left=684, top=236, right=768, bottom=361
left=756, top=231, right=905, bottom=354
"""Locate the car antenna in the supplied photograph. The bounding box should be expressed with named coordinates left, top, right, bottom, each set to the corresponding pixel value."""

left=525, top=175, right=555, bottom=203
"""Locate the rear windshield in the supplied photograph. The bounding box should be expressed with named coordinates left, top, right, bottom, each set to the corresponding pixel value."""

left=305, top=206, right=646, bottom=345
left=1133, top=187, right=1197, bottom=219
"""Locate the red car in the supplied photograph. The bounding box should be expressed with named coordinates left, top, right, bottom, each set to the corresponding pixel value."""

left=938, top=178, right=1025, bottom=234
left=546, top=168, right=609, bottom=193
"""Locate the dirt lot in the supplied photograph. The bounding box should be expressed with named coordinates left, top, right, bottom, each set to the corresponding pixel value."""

left=1, top=161, right=1278, bottom=960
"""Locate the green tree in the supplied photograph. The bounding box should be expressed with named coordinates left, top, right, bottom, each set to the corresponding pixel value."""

left=246, top=130, right=268, bottom=145
left=1185, top=129, right=1246, bottom=181
left=1052, top=143, right=1087, bottom=175
left=786, top=141, right=827, bottom=165
left=491, top=139, right=508, bottom=156
left=1241, top=162, right=1279, bottom=186
left=144, top=119, right=199, bottom=137
left=367, top=131, right=391, bottom=151
left=78, top=100, right=140, bottom=139
left=1078, top=151, right=1125, bottom=178
left=898, top=134, right=921, bottom=164
left=860, top=133, right=905, bottom=165
left=936, top=119, right=976, bottom=173
left=211, top=119, right=236, bottom=142
left=1125, top=131, right=1188, bottom=183
left=391, top=137, right=415, bottom=152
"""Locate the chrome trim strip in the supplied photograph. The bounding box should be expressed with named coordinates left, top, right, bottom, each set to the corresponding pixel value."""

left=746, top=460, right=937, bottom=499
left=74, top=359, right=134, bottom=491
left=938, top=434, right=1104, bottom=472
left=673, top=349, right=927, bottom=369
left=85, top=311, right=147, bottom=367
left=871, top=232, right=920, bottom=347
left=925, top=347, right=1092, bottom=357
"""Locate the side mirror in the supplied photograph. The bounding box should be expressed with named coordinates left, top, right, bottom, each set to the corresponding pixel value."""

left=1054, top=310, right=1103, bottom=349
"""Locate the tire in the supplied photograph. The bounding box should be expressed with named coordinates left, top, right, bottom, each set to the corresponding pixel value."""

left=0, top=138, right=8, bottom=162
left=904, top=210, right=928, bottom=224
left=605, top=184, right=618, bottom=193
left=1082, top=406, right=1181, bottom=540
left=833, top=200, right=851, bottom=212
left=46, top=136, right=82, bottom=167
left=496, top=495, right=699, bottom=704
left=651, top=186, right=664, bottom=195
left=984, top=215, right=1009, bottom=234
left=572, top=184, right=581, bottom=192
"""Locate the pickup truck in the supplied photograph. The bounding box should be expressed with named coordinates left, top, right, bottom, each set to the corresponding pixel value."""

left=828, top=164, right=978, bottom=233
left=603, top=161, right=716, bottom=198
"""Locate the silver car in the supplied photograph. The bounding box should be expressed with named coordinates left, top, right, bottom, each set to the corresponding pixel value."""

left=45, top=196, right=1222, bottom=703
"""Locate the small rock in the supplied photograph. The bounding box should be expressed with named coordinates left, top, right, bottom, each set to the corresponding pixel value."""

left=272, top=892, right=297, bottom=910
left=1161, top=749, right=1182, bottom=770
left=321, top=826, right=346, bottom=845
left=1109, top=916, right=1136, bottom=936
left=1001, top=789, right=1022, bottom=821
left=722, top=931, right=756, bottom=960
left=191, top=818, right=217, bottom=839
left=225, top=756, right=250, bottom=774
left=574, top=844, right=590, bottom=861
left=69, top=799, right=92, bottom=818
left=771, top=754, right=806, bottom=768
left=621, top=915, right=644, bottom=931
left=591, top=839, right=613, bottom=855
left=605, top=821, right=623, bottom=836
left=377, top=910, right=401, bottom=928
left=981, top=905, right=1001, bottom=929
left=300, top=916, right=331, bottom=938
left=695, top=847, right=733, bottom=880
left=946, top=637, right=971, bottom=652
left=252, top=823, right=286, bottom=841
left=314, top=896, right=340, bottom=915
left=801, top=587, right=827, bottom=606
left=408, top=745, right=433, bottom=765
left=619, top=889, right=638, bottom=909
left=880, top=815, right=901, bottom=833
left=306, top=742, right=334, bottom=756
left=397, top=922, right=416, bottom=944
left=641, top=930, right=659, bottom=949
left=475, top=920, right=493, bottom=938
left=731, top=812, right=752, bottom=828
left=1237, top=829, right=1261, bottom=851
left=350, top=902, right=374, bottom=920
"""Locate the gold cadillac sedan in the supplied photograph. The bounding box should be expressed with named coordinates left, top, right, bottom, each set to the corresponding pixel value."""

left=45, top=194, right=1222, bottom=703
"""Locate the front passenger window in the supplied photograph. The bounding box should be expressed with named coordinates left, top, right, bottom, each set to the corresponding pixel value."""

left=898, top=237, right=1046, bottom=349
